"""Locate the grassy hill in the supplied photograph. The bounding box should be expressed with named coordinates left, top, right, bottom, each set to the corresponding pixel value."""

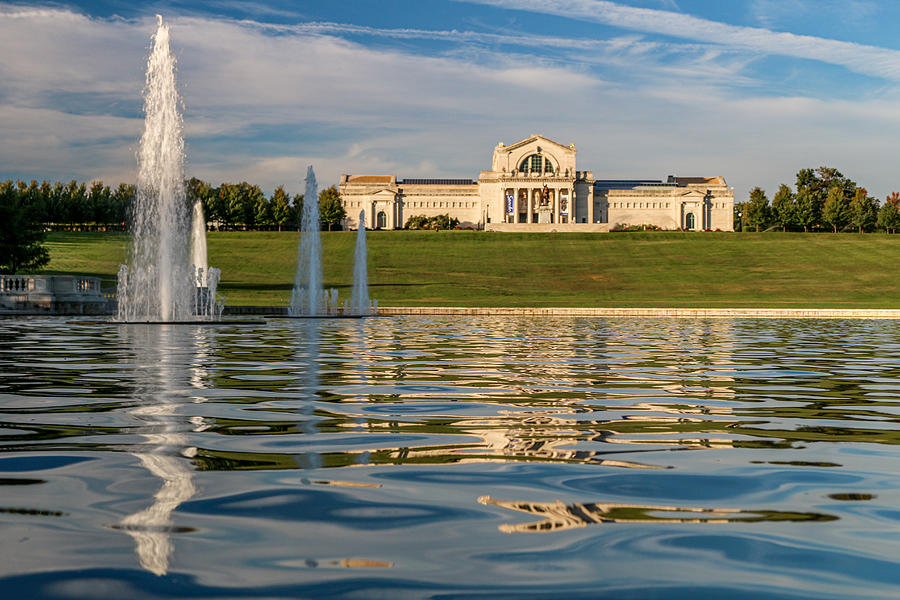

left=42, top=230, right=900, bottom=307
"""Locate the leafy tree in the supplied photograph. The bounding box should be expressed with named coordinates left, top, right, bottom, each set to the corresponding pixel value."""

left=254, top=191, right=274, bottom=230
left=270, top=186, right=291, bottom=231
left=822, top=185, right=850, bottom=233
left=48, top=181, right=66, bottom=225
left=877, top=193, right=900, bottom=234
left=290, top=194, right=304, bottom=230
left=64, top=180, right=88, bottom=227
left=745, top=187, right=769, bottom=232
left=213, top=184, right=238, bottom=230
left=240, top=183, right=266, bottom=229
left=36, top=181, right=52, bottom=224
left=318, top=185, right=346, bottom=231
left=87, top=181, right=112, bottom=226
left=794, top=166, right=856, bottom=232
left=19, top=180, right=47, bottom=224
left=771, top=184, right=796, bottom=231
left=111, top=183, right=134, bottom=228
left=0, top=181, right=50, bottom=273
left=733, top=201, right=746, bottom=231
left=849, top=188, right=878, bottom=233
left=794, top=188, right=821, bottom=233
left=222, top=182, right=257, bottom=229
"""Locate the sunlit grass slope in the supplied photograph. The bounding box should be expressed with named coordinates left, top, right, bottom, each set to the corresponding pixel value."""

left=43, top=230, right=900, bottom=307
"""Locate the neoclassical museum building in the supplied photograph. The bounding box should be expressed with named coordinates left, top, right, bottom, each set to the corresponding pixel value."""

left=338, top=134, right=734, bottom=232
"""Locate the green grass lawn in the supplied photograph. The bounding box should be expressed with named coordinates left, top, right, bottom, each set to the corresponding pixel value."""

left=41, top=230, right=900, bottom=307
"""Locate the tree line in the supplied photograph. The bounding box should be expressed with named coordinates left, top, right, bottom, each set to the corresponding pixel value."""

left=187, top=178, right=344, bottom=231
left=0, top=177, right=347, bottom=232
left=739, top=167, right=900, bottom=233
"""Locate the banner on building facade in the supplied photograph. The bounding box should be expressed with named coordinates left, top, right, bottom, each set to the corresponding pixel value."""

left=505, top=194, right=514, bottom=214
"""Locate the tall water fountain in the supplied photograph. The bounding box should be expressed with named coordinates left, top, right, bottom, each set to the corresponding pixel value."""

left=117, top=16, right=221, bottom=321
left=289, top=167, right=325, bottom=316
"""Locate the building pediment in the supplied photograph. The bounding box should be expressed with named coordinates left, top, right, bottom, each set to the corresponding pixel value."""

left=492, top=134, right=578, bottom=176
left=371, top=188, right=397, bottom=198
left=500, top=134, right=575, bottom=155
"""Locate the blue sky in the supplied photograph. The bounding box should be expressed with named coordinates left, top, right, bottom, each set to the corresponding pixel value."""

left=3, top=0, right=900, bottom=201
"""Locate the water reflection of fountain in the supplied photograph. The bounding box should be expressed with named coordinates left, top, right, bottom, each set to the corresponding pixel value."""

left=114, top=324, right=210, bottom=575
left=116, top=16, right=221, bottom=322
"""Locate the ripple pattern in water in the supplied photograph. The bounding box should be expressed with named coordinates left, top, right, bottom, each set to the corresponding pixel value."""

left=2, top=316, right=900, bottom=598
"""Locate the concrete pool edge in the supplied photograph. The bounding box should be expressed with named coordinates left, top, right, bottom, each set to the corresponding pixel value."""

left=8, top=306, right=900, bottom=319
left=371, top=307, right=900, bottom=319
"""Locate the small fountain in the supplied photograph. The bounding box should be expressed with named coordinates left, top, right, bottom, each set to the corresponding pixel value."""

left=290, top=166, right=331, bottom=316
left=350, top=210, right=372, bottom=315
left=288, top=175, right=376, bottom=318
left=190, top=199, right=207, bottom=284
left=116, top=15, right=223, bottom=322
left=189, top=199, right=222, bottom=317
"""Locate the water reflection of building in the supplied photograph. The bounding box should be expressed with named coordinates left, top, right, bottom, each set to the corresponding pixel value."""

left=478, top=496, right=834, bottom=533
left=314, top=317, right=745, bottom=469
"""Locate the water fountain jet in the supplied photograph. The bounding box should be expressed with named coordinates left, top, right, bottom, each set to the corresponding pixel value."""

left=289, top=167, right=327, bottom=316
left=116, top=15, right=224, bottom=323
left=350, top=210, right=372, bottom=315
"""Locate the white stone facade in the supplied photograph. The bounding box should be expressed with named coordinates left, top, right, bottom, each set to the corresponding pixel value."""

left=339, top=134, right=734, bottom=231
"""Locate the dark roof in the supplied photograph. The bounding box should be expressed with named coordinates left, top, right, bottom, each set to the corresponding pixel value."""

left=594, top=180, right=673, bottom=190
left=668, top=176, right=726, bottom=185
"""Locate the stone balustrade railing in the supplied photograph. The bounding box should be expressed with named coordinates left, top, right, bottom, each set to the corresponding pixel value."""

left=0, top=274, right=109, bottom=314
left=1, top=275, right=37, bottom=293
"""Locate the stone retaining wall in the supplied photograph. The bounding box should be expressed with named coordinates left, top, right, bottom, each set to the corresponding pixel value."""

left=374, top=306, right=900, bottom=319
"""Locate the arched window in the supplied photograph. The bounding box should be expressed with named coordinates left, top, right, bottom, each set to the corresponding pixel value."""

left=519, top=154, right=555, bottom=176
left=685, top=212, right=695, bottom=230
left=376, top=211, right=387, bottom=229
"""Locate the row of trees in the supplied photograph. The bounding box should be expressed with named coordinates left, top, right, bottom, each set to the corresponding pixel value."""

left=1, top=179, right=134, bottom=229
left=185, top=179, right=345, bottom=231
left=0, top=178, right=347, bottom=231
left=740, top=167, right=900, bottom=233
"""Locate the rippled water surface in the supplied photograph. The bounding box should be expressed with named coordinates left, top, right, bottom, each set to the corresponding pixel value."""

left=3, top=316, right=900, bottom=598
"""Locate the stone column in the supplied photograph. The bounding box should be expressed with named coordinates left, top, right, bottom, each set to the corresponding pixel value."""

left=528, top=189, right=534, bottom=224
left=587, top=188, right=594, bottom=224
left=554, top=189, right=561, bottom=224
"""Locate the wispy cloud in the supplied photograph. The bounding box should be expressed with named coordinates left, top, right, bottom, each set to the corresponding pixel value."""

left=750, top=0, right=880, bottom=29
left=460, top=0, right=900, bottom=81
left=1, top=4, right=900, bottom=201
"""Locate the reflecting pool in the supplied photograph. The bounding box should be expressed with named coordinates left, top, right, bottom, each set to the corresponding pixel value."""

left=2, top=316, right=900, bottom=598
